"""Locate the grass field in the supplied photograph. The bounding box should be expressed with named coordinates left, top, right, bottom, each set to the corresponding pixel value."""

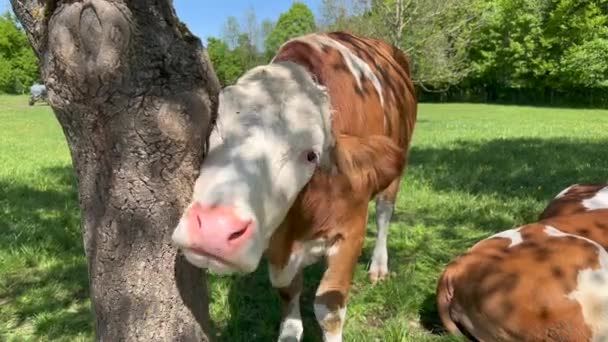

left=1, top=94, right=608, bottom=341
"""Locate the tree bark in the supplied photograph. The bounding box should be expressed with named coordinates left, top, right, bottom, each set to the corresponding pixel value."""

left=10, top=0, right=220, bottom=340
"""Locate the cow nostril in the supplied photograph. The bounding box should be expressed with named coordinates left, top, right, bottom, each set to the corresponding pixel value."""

left=228, top=226, right=248, bottom=242
left=196, top=215, right=202, bottom=230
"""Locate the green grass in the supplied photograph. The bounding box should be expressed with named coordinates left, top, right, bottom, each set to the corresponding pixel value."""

left=1, top=95, right=607, bottom=341
left=0, top=95, right=92, bottom=342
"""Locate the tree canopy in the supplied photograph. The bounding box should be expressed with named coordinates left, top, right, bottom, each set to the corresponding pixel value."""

left=320, top=0, right=608, bottom=106
left=206, top=2, right=316, bottom=86
left=0, top=11, right=38, bottom=94
left=264, top=2, right=316, bottom=59
left=203, top=0, right=608, bottom=106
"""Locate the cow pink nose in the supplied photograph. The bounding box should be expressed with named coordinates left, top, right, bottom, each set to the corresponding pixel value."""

left=186, top=203, right=254, bottom=259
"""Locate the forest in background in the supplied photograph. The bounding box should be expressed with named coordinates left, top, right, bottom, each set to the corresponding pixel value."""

left=0, top=12, right=38, bottom=94
left=206, top=0, right=608, bottom=107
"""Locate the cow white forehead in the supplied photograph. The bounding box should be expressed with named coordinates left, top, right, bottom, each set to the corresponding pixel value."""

left=211, top=62, right=334, bottom=149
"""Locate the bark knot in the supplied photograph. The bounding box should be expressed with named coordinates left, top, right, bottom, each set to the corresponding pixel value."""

left=47, top=0, right=130, bottom=97
left=157, top=91, right=212, bottom=144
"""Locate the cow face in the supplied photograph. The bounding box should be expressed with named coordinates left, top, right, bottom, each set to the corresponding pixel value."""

left=171, top=62, right=334, bottom=274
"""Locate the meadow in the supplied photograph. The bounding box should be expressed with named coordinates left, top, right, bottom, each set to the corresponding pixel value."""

left=1, top=94, right=607, bottom=341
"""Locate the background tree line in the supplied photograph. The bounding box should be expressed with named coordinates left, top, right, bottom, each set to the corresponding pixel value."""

left=206, top=3, right=316, bottom=86
left=207, top=0, right=608, bottom=107
left=2, top=1, right=607, bottom=106
left=0, top=11, right=38, bottom=94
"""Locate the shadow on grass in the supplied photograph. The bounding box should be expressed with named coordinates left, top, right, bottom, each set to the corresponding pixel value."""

left=212, top=136, right=608, bottom=340
left=365, top=136, right=608, bottom=236
left=0, top=166, right=93, bottom=341
left=209, top=261, right=326, bottom=342
left=409, top=137, right=608, bottom=202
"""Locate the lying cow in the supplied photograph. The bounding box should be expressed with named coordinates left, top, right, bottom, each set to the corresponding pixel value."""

left=539, top=183, right=608, bottom=220
left=172, top=31, right=417, bottom=341
left=436, top=185, right=608, bottom=341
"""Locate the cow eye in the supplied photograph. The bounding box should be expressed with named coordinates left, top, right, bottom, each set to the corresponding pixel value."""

left=306, top=150, right=319, bottom=163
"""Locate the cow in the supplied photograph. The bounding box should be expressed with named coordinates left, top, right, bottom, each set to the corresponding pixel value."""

left=171, top=31, right=417, bottom=341
left=436, top=186, right=608, bottom=342
left=539, top=183, right=608, bottom=220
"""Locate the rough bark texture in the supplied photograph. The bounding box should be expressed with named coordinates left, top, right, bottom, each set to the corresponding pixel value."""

left=10, top=0, right=220, bottom=340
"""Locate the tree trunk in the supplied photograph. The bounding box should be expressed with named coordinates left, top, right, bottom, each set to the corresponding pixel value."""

left=10, top=0, right=220, bottom=340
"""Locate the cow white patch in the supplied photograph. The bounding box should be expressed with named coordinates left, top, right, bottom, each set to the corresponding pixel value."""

left=545, top=225, right=608, bottom=340
left=369, top=199, right=393, bottom=280
left=281, top=34, right=385, bottom=107
left=314, top=303, right=347, bottom=342
left=278, top=294, right=303, bottom=342
left=582, top=186, right=608, bottom=211
left=567, top=268, right=608, bottom=341
left=483, top=227, right=523, bottom=248
left=326, top=244, right=340, bottom=257
left=269, top=239, right=328, bottom=288
left=554, top=184, right=578, bottom=199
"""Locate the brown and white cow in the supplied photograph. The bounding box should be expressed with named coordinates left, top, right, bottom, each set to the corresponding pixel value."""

left=539, top=183, right=608, bottom=220
left=171, top=31, right=417, bottom=341
left=436, top=185, right=608, bottom=342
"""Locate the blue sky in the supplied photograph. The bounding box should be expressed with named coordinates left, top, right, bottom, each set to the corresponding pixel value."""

left=1, top=0, right=9, bottom=14
left=1, top=1, right=322, bottom=42
left=174, top=1, right=322, bottom=42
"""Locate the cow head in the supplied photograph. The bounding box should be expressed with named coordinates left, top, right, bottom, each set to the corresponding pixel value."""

left=172, top=61, right=404, bottom=275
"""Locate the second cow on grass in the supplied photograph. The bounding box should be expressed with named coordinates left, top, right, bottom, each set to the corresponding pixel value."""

left=437, top=183, right=608, bottom=341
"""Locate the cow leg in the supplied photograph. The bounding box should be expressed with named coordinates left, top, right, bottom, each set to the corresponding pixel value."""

left=276, top=271, right=304, bottom=342
left=314, top=211, right=366, bottom=342
left=368, top=178, right=400, bottom=283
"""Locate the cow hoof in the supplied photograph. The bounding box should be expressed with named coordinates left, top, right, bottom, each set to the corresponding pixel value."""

left=278, top=336, right=301, bottom=342
left=278, top=318, right=303, bottom=342
left=368, top=268, right=389, bottom=284
left=368, top=254, right=389, bottom=284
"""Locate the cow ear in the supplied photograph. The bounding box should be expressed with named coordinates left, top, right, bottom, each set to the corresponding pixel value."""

left=333, top=134, right=405, bottom=194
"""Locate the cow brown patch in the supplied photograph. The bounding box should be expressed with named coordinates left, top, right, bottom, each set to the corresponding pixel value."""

left=534, top=247, right=551, bottom=262
left=577, top=228, right=590, bottom=237
left=539, top=306, right=550, bottom=320
left=587, top=255, right=599, bottom=265
left=551, top=266, right=564, bottom=279
left=596, top=221, right=608, bottom=230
